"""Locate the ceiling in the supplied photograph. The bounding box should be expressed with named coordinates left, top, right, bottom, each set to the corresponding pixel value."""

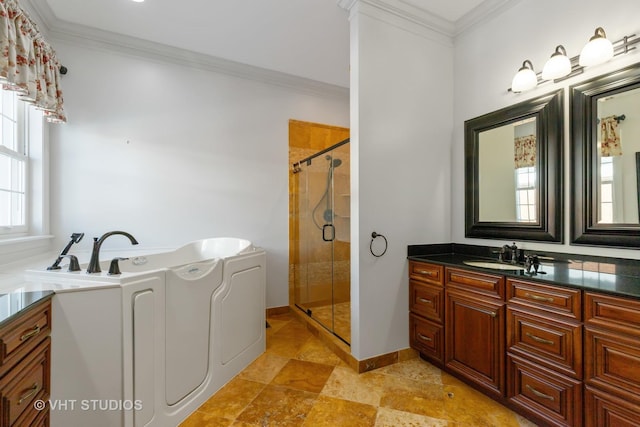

left=42, top=0, right=488, bottom=88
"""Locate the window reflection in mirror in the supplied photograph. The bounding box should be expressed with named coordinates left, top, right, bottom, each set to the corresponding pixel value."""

left=596, top=87, right=640, bottom=224
left=478, top=117, right=537, bottom=223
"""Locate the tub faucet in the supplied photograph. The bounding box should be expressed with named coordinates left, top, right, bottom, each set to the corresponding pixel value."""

left=87, top=231, right=139, bottom=274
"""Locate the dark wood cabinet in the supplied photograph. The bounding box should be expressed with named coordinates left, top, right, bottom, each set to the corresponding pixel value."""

left=407, top=259, right=640, bottom=427
left=444, top=269, right=505, bottom=399
left=506, top=278, right=583, bottom=426
left=585, top=385, right=640, bottom=427
left=0, top=298, right=52, bottom=427
left=508, top=354, right=582, bottom=427
left=584, top=292, right=640, bottom=425
left=408, top=261, right=444, bottom=366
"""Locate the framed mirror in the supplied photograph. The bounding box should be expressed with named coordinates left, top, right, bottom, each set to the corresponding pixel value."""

left=465, top=89, right=563, bottom=242
left=571, top=62, right=640, bottom=247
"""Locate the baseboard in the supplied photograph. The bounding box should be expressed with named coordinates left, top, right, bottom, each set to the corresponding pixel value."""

left=266, top=306, right=291, bottom=316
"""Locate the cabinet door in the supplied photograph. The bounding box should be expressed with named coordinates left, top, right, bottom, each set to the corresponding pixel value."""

left=445, top=288, right=505, bottom=398
left=585, top=385, right=640, bottom=427
left=584, top=326, right=640, bottom=402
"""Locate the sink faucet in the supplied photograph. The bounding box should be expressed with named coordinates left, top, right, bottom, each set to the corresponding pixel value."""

left=86, top=231, right=138, bottom=273
left=510, top=242, right=519, bottom=264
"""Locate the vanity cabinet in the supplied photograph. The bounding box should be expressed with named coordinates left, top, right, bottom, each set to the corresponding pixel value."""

left=583, top=292, right=640, bottom=427
left=506, top=279, right=583, bottom=427
left=444, top=268, right=505, bottom=399
left=0, top=298, right=52, bottom=426
left=409, top=261, right=445, bottom=366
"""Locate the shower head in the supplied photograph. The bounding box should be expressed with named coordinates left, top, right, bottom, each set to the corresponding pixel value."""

left=325, top=155, right=342, bottom=168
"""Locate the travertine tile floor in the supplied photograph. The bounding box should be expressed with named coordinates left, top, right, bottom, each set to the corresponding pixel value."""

left=306, top=301, right=351, bottom=343
left=181, top=312, right=537, bottom=426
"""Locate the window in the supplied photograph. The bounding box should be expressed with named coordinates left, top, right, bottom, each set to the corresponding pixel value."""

left=0, top=90, right=27, bottom=235
left=0, top=89, right=45, bottom=239
left=515, top=166, right=537, bottom=222
left=599, top=156, right=614, bottom=223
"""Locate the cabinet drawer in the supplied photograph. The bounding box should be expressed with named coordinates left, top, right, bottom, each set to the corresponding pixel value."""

left=507, top=279, right=581, bottom=320
left=585, top=292, right=640, bottom=337
left=0, top=338, right=50, bottom=427
left=409, top=281, right=443, bottom=323
left=446, top=267, right=504, bottom=299
left=409, top=313, right=443, bottom=365
left=507, top=354, right=582, bottom=427
left=0, top=300, right=51, bottom=375
left=507, top=307, right=582, bottom=379
left=584, top=327, right=640, bottom=402
left=585, top=385, right=640, bottom=427
left=409, top=261, right=443, bottom=286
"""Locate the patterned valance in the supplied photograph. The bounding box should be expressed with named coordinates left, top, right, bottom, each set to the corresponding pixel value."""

left=0, top=0, right=66, bottom=122
left=514, top=134, right=536, bottom=168
left=600, top=116, right=622, bottom=157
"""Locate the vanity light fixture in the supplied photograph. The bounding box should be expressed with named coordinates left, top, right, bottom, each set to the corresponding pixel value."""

left=542, top=45, right=572, bottom=80
left=511, top=60, right=538, bottom=93
left=579, top=27, right=614, bottom=66
left=509, top=29, right=640, bottom=93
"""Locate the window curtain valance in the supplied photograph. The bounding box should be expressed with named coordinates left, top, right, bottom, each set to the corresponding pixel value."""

left=0, top=0, right=66, bottom=123
left=600, top=116, right=622, bottom=157
left=514, top=134, right=536, bottom=168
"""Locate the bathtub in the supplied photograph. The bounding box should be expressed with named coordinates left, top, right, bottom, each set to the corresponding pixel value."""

left=32, top=237, right=266, bottom=427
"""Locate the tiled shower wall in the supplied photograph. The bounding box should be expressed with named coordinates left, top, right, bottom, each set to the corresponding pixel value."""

left=288, top=120, right=350, bottom=309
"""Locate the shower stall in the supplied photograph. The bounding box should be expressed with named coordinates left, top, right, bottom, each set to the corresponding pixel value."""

left=292, top=138, right=350, bottom=344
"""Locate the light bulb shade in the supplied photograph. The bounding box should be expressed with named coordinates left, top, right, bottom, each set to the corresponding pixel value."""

left=579, top=27, right=614, bottom=67
left=511, top=60, right=537, bottom=92
left=542, top=45, right=572, bottom=80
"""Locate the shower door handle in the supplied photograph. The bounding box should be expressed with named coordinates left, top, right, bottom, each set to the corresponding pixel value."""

left=322, top=224, right=335, bottom=242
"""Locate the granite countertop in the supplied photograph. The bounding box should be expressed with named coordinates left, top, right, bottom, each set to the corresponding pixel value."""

left=0, top=289, right=53, bottom=327
left=408, top=243, right=640, bottom=300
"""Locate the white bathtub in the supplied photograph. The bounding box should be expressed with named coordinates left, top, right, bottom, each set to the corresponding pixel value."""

left=38, top=237, right=266, bottom=427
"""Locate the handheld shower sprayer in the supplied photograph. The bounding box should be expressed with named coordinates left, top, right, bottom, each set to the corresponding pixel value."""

left=47, top=232, right=85, bottom=270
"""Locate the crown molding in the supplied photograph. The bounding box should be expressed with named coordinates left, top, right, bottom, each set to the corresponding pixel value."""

left=454, top=0, right=524, bottom=37
left=339, top=0, right=524, bottom=39
left=339, top=0, right=454, bottom=41
left=22, top=0, right=348, bottom=100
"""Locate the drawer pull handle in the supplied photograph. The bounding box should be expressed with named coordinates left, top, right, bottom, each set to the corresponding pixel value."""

left=417, top=270, right=433, bottom=276
left=525, top=332, right=554, bottom=345
left=476, top=308, right=497, bottom=318
left=18, top=383, right=39, bottom=405
left=525, top=384, right=555, bottom=401
left=525, top=293, right=554, bottom=303
left=418, top=298, right=433, bottom=304
left=20, top=325, right=41, bottom=342
left=417, top=333, right=433, bottom=342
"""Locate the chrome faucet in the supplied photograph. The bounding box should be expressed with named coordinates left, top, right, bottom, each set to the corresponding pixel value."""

left=86, top=231, right=138, bottom=273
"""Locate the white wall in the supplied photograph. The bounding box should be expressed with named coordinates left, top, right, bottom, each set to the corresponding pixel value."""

left=453, top=0, right=640, bottom=259
left=348, top=3, right=453, bottom=359
left=49, top=41, right=349, bottom=309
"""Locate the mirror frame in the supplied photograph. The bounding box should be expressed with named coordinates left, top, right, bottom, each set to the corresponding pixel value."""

left=571, top=62, right=640, bottom=247
left=465, top=89, right=563, bottom=242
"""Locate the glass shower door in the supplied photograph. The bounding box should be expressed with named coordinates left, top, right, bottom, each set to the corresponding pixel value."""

left=293, top=141, right=350, bottom=344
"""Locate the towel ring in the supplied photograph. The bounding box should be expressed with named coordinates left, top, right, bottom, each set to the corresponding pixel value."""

left=370, top=232, right=388, bottom=257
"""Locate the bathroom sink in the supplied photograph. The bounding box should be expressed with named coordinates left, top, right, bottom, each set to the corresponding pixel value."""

left=463, top=261, right=525, bottom=271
